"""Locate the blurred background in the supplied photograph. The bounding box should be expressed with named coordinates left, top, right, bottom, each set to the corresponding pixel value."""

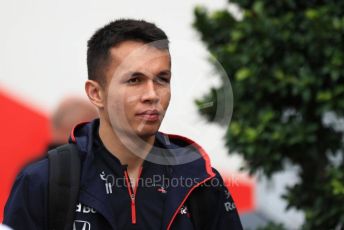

left=1, top=0, right=343, bottom=229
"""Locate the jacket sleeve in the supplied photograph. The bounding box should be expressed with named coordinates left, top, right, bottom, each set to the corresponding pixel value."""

left=3, top=160, right=49, bottom=230
left=212, top=168, right=243, bottom=230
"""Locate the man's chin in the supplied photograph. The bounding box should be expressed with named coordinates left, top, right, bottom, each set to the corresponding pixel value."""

left=133, top=125, right=160, bottom=139
left=133, top=120, right=160, bottom=132
left=136, top=129, right=158, bottom=139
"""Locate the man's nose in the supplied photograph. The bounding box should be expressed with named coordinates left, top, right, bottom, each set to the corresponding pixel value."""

left=141, top=80, right=159, bottom=103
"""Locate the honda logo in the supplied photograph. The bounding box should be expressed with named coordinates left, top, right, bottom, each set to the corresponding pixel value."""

left=73, top=220, right=91, bottom=230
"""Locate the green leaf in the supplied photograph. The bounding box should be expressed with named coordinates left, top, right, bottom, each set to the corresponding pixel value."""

left=230, top=122, right=241, bottom=136
left=316, top=91, right=332, bottom=102
left=305, top=9, right=319, bottom=20
left=235, top=68, right=252, bottom=81
left=331, top=179, right=344, bottom=195
left=244, top=127, right=258, bottom=142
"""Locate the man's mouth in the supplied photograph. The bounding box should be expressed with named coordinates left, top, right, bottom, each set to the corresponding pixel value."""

left=136, top=110, right=161, bottom=121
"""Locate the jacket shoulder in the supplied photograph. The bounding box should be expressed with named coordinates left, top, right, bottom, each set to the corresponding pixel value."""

left=3, top=158, right=49, bottom=229
left=20, top=158, right=49, bottom=184
left=199, top=167, right=225, bottom=189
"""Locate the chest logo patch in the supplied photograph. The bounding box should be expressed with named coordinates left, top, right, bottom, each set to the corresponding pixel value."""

left=76, top=203, right=97, bottom=214
left=100, top=171, right=115, bottom=194
left=73, top=220, right=91, bottom=230
left=157, top=186, right=167, bottom=194
left=180, top=205, right=191, bottom=218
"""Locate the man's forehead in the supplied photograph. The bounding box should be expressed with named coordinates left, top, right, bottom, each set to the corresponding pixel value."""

left=109, top=41, right=170, bottom=64
left=108, top=41, right=171, bottom=75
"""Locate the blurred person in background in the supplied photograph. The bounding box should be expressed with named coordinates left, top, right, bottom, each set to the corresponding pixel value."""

left=48, top=96, right=98, bottom=150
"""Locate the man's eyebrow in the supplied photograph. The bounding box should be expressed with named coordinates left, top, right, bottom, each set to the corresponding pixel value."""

left=123, top=71, right=145, bottom=78
left=125, top=70, right=171, bottom=78
left=157, top=70, right=171, bottom=76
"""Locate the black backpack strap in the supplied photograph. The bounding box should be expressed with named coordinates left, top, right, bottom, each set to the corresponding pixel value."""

left=48, top=144, right=81, bottom=230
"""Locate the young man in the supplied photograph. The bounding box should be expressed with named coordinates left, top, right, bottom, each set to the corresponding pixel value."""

left=3, top=19, right=243, bottom=229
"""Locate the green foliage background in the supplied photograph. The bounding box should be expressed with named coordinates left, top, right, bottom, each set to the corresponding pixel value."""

left=193, top=0, right=344, bottom=228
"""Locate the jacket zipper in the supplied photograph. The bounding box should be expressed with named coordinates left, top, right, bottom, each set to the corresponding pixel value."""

left=124, top=166, right=143, bottom=224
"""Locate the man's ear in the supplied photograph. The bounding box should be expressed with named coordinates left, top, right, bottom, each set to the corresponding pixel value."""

left=85, top=80, right=106, bottom=109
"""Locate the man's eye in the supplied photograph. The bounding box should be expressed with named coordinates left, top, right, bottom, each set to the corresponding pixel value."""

left=156, top=77, right=170, bottom=84
left=127, top=78, right=140, bottom=84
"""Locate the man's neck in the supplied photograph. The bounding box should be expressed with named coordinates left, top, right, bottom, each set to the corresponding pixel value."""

left=98, top=119, right=155, bottom=171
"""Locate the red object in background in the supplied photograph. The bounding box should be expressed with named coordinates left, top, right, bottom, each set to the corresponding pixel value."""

left=0, top=90, right=51, bottom=221
left=222, top=172, right=255, bottom=214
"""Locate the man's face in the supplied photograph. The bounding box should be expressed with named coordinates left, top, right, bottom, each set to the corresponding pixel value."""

left=103, top=40, right=171, bottom=139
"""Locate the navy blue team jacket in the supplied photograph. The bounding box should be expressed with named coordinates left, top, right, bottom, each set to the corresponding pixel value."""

left=4, top=119, right=243, bottom=230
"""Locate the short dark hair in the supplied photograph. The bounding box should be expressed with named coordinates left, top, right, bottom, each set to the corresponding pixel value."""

left=87, top=19, right=169, bottom=86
